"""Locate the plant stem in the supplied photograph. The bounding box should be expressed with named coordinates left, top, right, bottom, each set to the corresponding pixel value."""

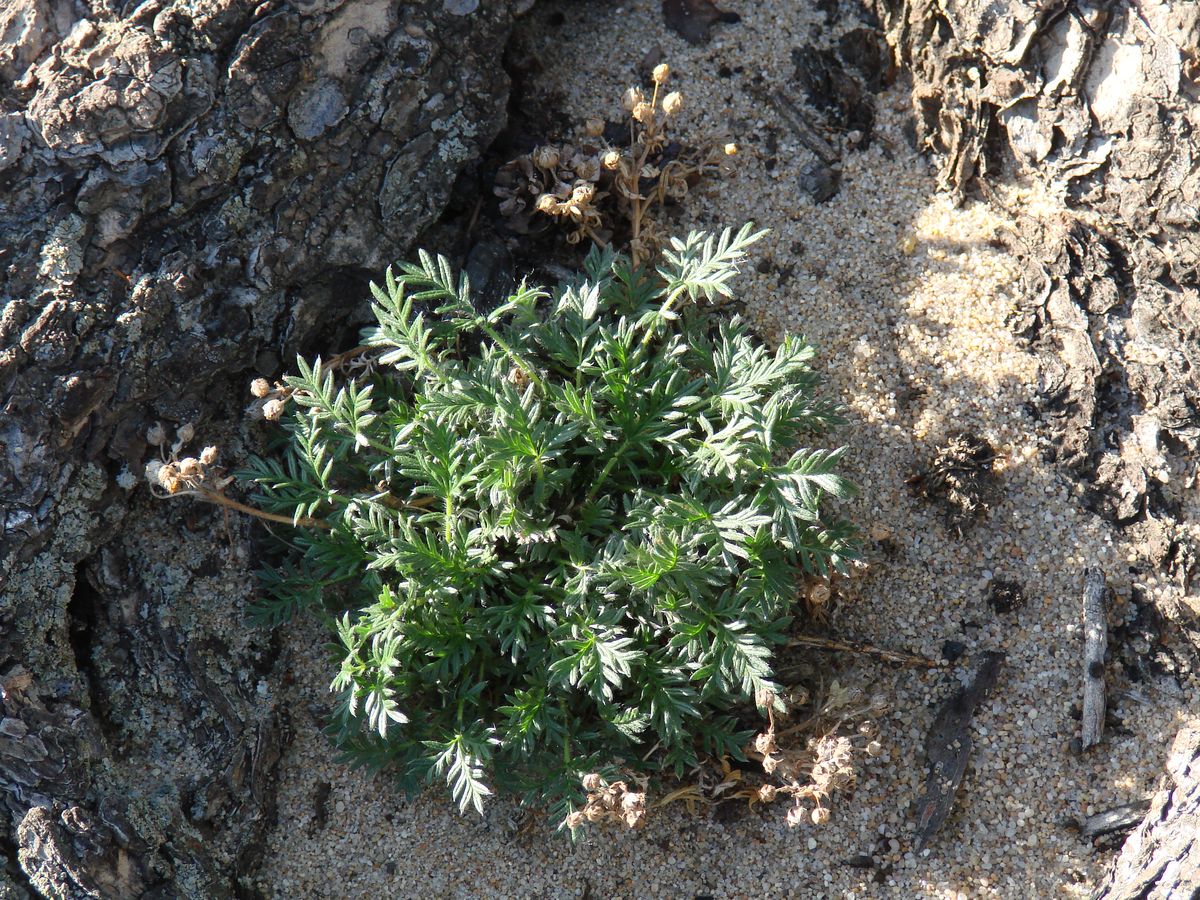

left=477, top=319, right=546, bottom=392
left=786, top=634, right=937, bottom=668
left=191, top=485, right=331, bottom=529
left=584, top=441, right=627, bottom=502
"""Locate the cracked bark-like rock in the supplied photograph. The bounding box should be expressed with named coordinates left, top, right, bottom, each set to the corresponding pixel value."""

left=1093, top=728, right=1200, bottom=899
left=873, top=0, right=1198, bottom=891
left=1, top=0, right=527, bottom=894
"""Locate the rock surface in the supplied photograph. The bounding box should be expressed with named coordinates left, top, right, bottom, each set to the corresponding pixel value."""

left=0, top=0, right=526, bottom=894
left=1095, top=727, right=1200, bottom=899
left=875, top=0, right=1199, bottom=531
left=874, top=0, right=1200, bottom=891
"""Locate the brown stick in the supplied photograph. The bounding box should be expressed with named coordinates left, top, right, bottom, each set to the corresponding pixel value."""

left=192, top=486, right=330, bottom=530
left=766, top=90, right=839, bottom=166
left=787, top=634, right=938, bottom=668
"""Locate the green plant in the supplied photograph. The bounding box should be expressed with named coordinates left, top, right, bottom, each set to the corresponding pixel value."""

left=238, top=224, right=856, bottom=825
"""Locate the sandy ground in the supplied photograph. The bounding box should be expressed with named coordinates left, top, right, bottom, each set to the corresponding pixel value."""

left=253, top=1, right=1199, bottom=896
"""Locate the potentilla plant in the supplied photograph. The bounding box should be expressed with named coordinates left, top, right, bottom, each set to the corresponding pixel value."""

left=233, top=224, right=856, bottom=825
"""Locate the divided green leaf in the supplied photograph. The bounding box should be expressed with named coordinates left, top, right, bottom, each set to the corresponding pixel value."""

left=242, top=225, right=857, bottom=823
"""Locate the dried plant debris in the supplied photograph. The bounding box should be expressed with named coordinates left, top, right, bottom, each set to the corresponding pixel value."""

left=570, top=683, right=887, bottom=833
left=144, top=422, right=232, bottom=499
left=742, top=685, right=888, bottom=828
left=914, top=651, right=1005, bottom=849
left=662, top=0, right=741, bottom=46
left=566, top=776, right=648, bottom=830
left=1114, top=587, right=1196, bottom=688
left=495, top=64, right=736, bottom=264
left=908, top=432, right=1002, bottom=531
left=986, top=578, right=1026, bottom=614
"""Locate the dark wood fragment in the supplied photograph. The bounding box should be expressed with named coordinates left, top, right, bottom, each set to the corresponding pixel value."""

left=661, top=0, right=740, bottom=45
left=1080, top=800, right=1151, bottom=842
left=913, top=651, right=1005, bottom=849
left=766, top=91, right=839, bottom=166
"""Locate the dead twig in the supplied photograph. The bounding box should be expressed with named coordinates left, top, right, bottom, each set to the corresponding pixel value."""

left=787, top=634, right=938, bottom=669
left=766, top=90, right=839, bottom=166
left=1081, top=567, right=1109, bottom=751
left=192, top=486, right=330, bottom=530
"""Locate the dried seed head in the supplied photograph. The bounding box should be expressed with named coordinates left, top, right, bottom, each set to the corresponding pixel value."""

left=652, top=62, right=670, bottom=85
left=662, top=91, right=683, bottom=117
left=532, top=145, right=560, bottom=170
left=786, top=805, right=806, bottom=828
left=757, top=784, right=777, bottom=803
left=584, top=117, right=604, bottom=137
left=724, top=142, right=738, bottom=156
left=574, top=157, right=600, bottom=182
left=632, top=101, right=655, bottom=124
left=178, top=457, right=201, bottom=478
left=250, top=378, right=271, bottom=398
left=535, top=193, right=559, bottom=213
left=199, top=445, right=218, bottom=466
left=570, top=182, right=595, bottom=204
left=812, top=806, right=831, bottom=825
left=622, top=86, right=645, bottom=112
left=601, top=149, right=622, bottom=170
left=753, top=731, right=775, bottom=756
left=146, top=423, right=166, bottom=446
left=263, top=398, right=286, bottom=421
left=581, top=773, right=603, bottom=792
left=144, top=459, right=163, bottom=484
left=156, top=462, right=182, bottom=493
left=175, top=423, right=195, bottom=445
left=620, top=791, right=646, bottom=828
left=564, top=811, right=585, bottom=829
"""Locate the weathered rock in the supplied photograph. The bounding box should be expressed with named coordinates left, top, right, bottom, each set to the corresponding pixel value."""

left=872, top=0, right=1199, bottom=890
left=1, top=0, right=527, bottom=893
left=1094, top=728, right=1200, bottom=899
left=873, top=0, right=1199, bottom=526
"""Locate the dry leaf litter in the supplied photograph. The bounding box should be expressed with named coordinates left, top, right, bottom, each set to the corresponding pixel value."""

left=253, top=1, right=1200, bottom=896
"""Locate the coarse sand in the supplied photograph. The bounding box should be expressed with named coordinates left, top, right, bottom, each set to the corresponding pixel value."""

left=253, top=1, right=1200, bottom=896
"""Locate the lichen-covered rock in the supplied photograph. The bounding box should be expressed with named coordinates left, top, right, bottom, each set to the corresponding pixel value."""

left=0, top=0, right=526, bottom=893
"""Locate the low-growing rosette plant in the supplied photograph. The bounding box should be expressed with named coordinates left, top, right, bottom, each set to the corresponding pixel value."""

left=239, top=224, right=857, bottom=825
